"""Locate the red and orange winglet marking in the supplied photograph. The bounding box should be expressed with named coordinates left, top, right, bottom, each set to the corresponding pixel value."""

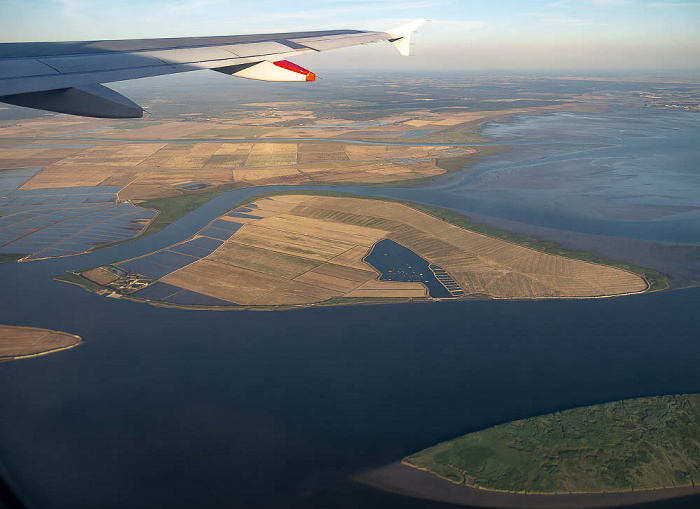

left=273, top=60, right=316, bottom=81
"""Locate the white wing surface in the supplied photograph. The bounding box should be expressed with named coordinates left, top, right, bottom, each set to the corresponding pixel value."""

left=0, top=21, right=425, bottom=118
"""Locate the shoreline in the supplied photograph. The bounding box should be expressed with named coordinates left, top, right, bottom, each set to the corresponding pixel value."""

left=356, top=462, right=700, bottom=509
left=50, top=279, right=700, bottom=315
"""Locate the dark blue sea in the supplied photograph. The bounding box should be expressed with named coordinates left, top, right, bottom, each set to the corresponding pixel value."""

left=0, top=108, right=698, bottom=509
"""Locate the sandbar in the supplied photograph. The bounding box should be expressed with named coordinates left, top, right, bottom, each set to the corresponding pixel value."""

left=357, top=462, right=700, bottom=508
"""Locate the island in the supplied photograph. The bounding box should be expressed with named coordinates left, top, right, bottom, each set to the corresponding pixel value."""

left=0, top=325, right=82, bottom=362
left=405, top=394, right=700, bottom=492
left=359, top=395, right=700, bottom=508
left=58, top=193, right=660, bottom=310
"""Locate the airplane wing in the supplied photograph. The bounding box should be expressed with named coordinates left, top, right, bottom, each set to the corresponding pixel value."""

left=0, top=20, right=425, bottom=119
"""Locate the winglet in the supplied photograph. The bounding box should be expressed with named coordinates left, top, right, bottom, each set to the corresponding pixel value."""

left=387, top=19, right=426, bottom=56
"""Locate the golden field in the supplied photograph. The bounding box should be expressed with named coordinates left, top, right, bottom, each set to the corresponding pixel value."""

left=0, top=325, right=81, bottom=361
left=83, top=267, right=119, bottom=285
left=127, top=194, right=650, bottom=307
left=292, top=196, right=648, bottom=298
left=0, top=101, right=579, bottom=142
left=5, top=141, right=471, bottom=200
left=1, top=103, right=585, bottom=200
left=1, top=102, right=584, bottom=199
left=157, top=195, right=415, bottom=305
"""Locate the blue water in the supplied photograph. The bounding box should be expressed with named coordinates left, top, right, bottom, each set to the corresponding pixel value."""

left=0, top=185, right=154, bottom=258
left=444, top=109, right=700, bottom=242
left=17, top=144, right=93, bottom=149
left=310, top=109, right=699, bottom=245
left=175, top=182, right=211, bottom=191
left=1, top=264, right=698, bottom=508
left=364, top=239, right=452, bottom=298
left=310, top=121, right=389, bottom=128
left=0, top=108, right=698, bottom=509
left=53, top=127, right=113, bottom=136
left=403, top=129, right=436, bottom=137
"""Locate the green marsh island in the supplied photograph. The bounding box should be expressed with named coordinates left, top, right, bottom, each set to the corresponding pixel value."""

left=404, top=394, right=700, bottom=494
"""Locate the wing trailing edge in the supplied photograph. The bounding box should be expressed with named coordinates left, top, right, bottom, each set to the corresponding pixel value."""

left=0, top=83, right=143, bottom=118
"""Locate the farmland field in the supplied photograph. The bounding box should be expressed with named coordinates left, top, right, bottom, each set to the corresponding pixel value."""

left=70, top=194, right=650, bottom=308
left=287, top=196, right=648, bottom=298
left=2, top=140, right=474, bottom=202
left=0, top=119, right=486, bottom=261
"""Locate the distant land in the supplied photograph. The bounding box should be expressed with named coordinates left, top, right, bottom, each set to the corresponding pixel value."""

left=2, top=100, right=562, bottom=261
left=0, top=73, right=619, bottom=262
left=0, top=325, right=81, bottom=362
left=360, top=395, right=700, bottom=508
left=2, top=73, right=698, bottom=263
left=57, top=192, right=659, bottom=310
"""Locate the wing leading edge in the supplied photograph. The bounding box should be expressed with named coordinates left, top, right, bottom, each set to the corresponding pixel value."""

left=0, top=20, right=425, bottom=118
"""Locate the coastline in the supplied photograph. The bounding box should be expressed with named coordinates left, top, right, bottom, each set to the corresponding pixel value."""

left=356, top=462, right=700, bottom=509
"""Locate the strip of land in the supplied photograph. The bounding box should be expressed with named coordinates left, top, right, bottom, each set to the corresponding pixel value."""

left=357, top=462, right=700, bottom=509
left=0, top=102, right=584, bottom=144
left=0, top=140, right=474, bottom=201
left=0, top=325, right=82, bottom=361
left=0, top=102, right=591, bottom=205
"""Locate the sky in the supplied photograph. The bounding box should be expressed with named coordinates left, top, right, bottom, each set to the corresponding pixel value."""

left=1, top=0, right=699, bottom=70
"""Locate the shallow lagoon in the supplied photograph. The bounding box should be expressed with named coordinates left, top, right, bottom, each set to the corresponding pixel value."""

left=367, top=108, right=700, bottom=244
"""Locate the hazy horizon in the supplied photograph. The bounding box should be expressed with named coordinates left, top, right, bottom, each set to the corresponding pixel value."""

left=2, top=0, right=699, bottom=71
